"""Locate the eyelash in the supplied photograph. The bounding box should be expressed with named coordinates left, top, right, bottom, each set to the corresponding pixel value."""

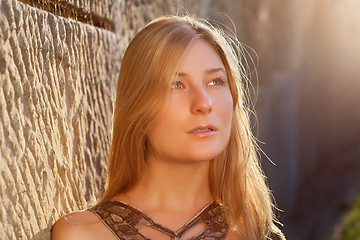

left=171, top=77, right=225, bottom=89
left=171, top=81, right=184, bottom=89
left=208, top=77, right=225, bottom=86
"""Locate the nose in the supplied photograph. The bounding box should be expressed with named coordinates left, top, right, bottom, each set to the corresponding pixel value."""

left=190, top=87, right=213, bottom=114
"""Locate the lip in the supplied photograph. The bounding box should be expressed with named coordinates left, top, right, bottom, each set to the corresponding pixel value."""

left=188, top=124, right=217, bottom=138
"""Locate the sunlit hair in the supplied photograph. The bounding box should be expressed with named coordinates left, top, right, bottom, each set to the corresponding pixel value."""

left=100, top=15, right=285, bottom=239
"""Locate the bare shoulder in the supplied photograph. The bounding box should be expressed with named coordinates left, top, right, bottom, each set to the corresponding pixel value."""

left=51, top=210, right=113, bottom=240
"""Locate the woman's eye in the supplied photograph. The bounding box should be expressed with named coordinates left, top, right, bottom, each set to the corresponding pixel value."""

left=171, top=81, right=184, bottom=89
left=208, top=77, right=225, bottom=86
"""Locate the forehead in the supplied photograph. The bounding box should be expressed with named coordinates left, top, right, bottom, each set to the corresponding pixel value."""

left=177, top=38, right=225, bottom=74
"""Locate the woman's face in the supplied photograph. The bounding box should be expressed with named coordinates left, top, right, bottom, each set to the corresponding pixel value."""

left=147, top=38, right=233, bottom=163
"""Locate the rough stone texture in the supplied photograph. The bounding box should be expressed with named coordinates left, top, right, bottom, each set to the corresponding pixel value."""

left=61, top=0, right=118, bottom=20
left=0, top=0, right=118, bottom=239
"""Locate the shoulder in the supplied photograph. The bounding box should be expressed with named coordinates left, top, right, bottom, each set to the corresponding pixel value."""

left=51, top=210, right=104, bottom=240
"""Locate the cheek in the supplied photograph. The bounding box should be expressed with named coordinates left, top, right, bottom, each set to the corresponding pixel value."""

left=218, top=93, right=233, bottom=125
left=220, top=96, right=234, bottom=145
left=157, top=99, right=185, bottom=128
left=147, top=101, right=184, bottom=144
left=223, top=107, right=233, bottom=139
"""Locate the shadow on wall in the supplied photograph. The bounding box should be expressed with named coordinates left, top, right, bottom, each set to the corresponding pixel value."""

left=29, top=217, right=53, bottom=240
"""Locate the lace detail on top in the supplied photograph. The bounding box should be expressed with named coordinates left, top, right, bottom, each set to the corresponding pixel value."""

left=88, top=200, right=229, bottom=240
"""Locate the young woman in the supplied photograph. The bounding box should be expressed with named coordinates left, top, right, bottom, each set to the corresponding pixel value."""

left=51, top=15, right=285, bottom=240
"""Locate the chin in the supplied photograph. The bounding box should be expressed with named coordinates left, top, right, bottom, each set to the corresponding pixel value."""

left=183, top=149, right=224, bottom=162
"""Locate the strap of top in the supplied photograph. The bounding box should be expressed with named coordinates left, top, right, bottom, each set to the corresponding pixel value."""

left=88, top=200, right=229, bottom=240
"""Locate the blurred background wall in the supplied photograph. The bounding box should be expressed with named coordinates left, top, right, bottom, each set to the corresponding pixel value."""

left=228, top=1, right=360, bottom=239
left=0, top=0, right=359, bottom=239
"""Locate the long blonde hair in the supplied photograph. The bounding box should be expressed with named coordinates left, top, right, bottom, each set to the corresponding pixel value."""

left=100, top=15, right=285, bottom=239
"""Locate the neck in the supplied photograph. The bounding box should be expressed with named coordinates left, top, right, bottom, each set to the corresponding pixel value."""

left=123, top=155, right=213, bottom=211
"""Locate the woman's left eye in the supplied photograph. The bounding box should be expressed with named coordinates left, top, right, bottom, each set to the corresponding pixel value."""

left=171, top=81, right=184, bottom=89
left=208, top=77, right=225, bottom=86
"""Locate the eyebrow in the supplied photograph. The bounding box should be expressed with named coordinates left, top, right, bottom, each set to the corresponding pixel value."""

left=176, top=67, right=226, bottom=77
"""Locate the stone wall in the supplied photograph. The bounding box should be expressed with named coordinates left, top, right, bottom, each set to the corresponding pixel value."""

left=0, top=0, right=120, bottom=239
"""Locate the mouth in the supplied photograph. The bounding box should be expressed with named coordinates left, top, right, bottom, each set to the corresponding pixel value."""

left=189, top=125, right=217, bottom=133
left=191, top=127, right=214, bottom=133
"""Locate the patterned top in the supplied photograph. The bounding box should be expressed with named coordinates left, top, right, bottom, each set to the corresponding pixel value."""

left=88, top=200, right=229, bottom=240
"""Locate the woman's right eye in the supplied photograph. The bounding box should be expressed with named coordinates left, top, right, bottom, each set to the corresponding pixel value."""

left=171, top=81, right=184, bottom=89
